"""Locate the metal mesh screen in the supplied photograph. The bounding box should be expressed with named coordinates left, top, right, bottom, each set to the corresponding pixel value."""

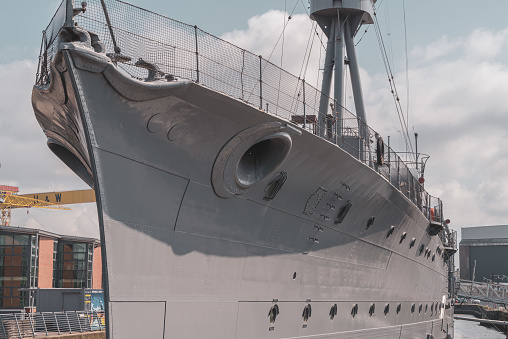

left=34, top=0, right=443, bottom=222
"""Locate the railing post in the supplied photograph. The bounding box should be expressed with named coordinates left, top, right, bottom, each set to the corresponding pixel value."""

left=408, top=176, right=412, bottom=201
left=397, top=158, right=400, bottom=190
left=387, top=136, right=391, bottom=182
left=86, top=310, right=91, bottom=332
left=241, top=50, right=245, bottom=100
left=77, top=311, right=83, bottom=332
left=0, top=316, right=7, bottom=339
left=41, top=312, right=48, bottom=336
left=94, top=311, right=103, bottom=331
left=36, top=31, right=46, bottom=84
left=66, top=311, right=72, bottom=334
left=440, top=199, right=444, bottom=222
left=259, top=55, right=263, bottom=110
left=426, top=194, right=430, bottom=219
left=54, top=312, right=60, bottom=335
left=28, top=313, right=36, bottom=337
left=14, top=314, right=23, bottom=339
left=302, top=79, right=306, bottom=129
left=66, top=0, right=75, bottom=27
left=194, top=25, right=199, bottom=83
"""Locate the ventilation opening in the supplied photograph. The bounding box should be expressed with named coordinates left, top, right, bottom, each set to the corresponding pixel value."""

left=334, top=200, right=352, bottom=224
left=236, top=134, right=291, bottom=189
left=329, top=304, right=337, bottom=320
left=268, top=305, right=279, bottom=324
left=48, top=140, right=94, bottom=188
left=351, top=304, right=358, bottom=318
left=264, top=171, right=288, bottom=201
left=302, top=304, right=312, bottom=323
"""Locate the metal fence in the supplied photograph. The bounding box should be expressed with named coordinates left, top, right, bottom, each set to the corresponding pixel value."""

left=0, top=310, right=104, bottom=338
left=35, top=0, right=444, bottom=223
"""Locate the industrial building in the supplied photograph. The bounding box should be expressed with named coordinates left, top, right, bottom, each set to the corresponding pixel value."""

left=459, top=225, right=508, bottom=282
left=0, top=226, right=101, bottom=309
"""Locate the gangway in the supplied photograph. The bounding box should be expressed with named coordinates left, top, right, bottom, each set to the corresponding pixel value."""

left=456, top=279, right=508, bottom=305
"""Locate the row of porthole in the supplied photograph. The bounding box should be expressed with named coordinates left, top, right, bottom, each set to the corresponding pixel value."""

left=269, top=301, right=444, bottom=324
left=332, top=205, right=444, bottom=266
left=388, top=226, right=444, bottom=263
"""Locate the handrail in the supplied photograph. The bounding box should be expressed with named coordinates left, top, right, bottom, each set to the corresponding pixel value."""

left=0, top=310, right=105, bottom=338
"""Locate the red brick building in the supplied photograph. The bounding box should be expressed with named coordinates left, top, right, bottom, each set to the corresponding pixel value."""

left=0, top=226, right=102, bottom=309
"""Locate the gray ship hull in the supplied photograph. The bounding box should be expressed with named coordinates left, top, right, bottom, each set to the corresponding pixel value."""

left=32, top=41, right=454, bottom=338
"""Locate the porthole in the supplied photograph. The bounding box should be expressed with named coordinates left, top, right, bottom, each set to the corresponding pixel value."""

left=387, top=226, right=395, bottom=238
left=419, top=244, right=425, bottom=255
left=396, top=303, right=401, bottom=315
left=418, top=304, right=423, bottom=313
left=329, top=304, right=338, bottom=320
left=351, top=304, right=358, bottom=318
left=365, top=216, right=375, bottom=230
left=425, top=304, right=428, bottom=314
left=302, top=304, right=312, bottom=323
left=268, top=304, right=279, bottom=324
left=411, top=303, right=415, bottom=314
left=410, top=238, right=416, bottom=248
left=334, top=200, right=353, bottom=224
left=293, top=272, right=297, bottom=280
left=369, top=303, right=375, bottom=316
left=400, top=232, right=407, bottom=244
left=384, top=304, right=390, bottom=316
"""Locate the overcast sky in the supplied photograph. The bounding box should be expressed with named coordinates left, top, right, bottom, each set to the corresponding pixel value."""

left=1, top=0, right=508, bottom=241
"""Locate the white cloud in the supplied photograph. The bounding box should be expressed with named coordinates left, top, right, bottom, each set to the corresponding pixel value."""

left=463, top=28, right=508, bottom=60
left=410, top=36, right=462, bottom=62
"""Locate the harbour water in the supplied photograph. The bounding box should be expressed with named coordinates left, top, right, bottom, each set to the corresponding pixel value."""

left=455, top=315, right=506, bottom=339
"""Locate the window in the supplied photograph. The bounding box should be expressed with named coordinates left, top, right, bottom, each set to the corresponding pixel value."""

left=53, top=241, right=94, bottom=288
left=0, top=233, right=33, bottom=308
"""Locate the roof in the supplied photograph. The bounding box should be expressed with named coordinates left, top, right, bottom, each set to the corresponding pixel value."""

left=0, top=225, right=99, bottom=244
left=461, top=225, right=508, bottom=241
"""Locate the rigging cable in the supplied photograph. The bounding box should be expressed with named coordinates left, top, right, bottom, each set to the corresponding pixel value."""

left=371, top=1, right=414, bottom=159
left=299, top=0, right=326, bottom=50
left=276, top=0, right=288, bottom=114
left=291, top=20, right=317, bottom=113
left=246, top=0, right=299, bottom=103
left=402, top=0, right=410, bottom=133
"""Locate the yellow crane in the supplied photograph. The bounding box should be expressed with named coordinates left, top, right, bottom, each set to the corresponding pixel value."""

left=0, top=186, right=95, bottom=226
left=18, top=189, right=96, bottom=205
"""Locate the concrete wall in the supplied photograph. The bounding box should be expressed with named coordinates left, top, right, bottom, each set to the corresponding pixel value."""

left=93, top=246, right=102, bottom=289
left=38, top=236, right=54, bottom=288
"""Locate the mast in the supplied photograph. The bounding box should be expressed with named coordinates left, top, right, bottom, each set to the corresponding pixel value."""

left=310, top=0, right=376, bottom=161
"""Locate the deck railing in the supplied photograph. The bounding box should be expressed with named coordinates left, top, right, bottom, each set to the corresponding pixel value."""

left=35, top=0, right=444, bottom=223
left=0, top=310, right=105, bottom=338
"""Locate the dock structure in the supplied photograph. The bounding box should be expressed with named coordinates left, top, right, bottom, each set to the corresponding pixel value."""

left=456, top=279, right=508, bottom=305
